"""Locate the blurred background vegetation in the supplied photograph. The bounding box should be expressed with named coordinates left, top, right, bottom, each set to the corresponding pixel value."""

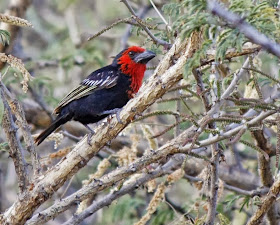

left=1, top=0, right=280, bottom=224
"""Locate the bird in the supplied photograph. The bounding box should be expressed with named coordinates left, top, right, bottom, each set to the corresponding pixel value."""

left=34, top=46, right=156, bottom=145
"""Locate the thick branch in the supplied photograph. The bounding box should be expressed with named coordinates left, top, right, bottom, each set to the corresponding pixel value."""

left=26, top=100, right=275, bottom=224
left=247, top=176, right=280, bottom=225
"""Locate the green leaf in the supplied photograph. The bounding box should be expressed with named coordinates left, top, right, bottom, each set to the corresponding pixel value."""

left=0, top=142, right=8, bottom=152
left=239, top=195, right=250, bottom=212
left=0, top=29, right=10, bottom=46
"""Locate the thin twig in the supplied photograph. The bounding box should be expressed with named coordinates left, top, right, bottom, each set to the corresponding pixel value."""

left=1, top=81, right=40, bottom=175
left=193, top=67, right=219, bottom=225
left=121, top=5, right=151, bottom=49
left=121, top=0, right=171, bottom=48
left=60, top=176, right=75, bottom=199
left=88, top=17, right=133, bottom=41
left=148, top=0, right=171, bottom=30
left=243, top=67, right=280, bottom=84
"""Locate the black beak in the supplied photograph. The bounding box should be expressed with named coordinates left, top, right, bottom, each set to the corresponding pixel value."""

left=134, top=50, right=156, bottom=64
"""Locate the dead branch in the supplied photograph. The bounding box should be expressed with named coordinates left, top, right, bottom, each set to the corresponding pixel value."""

left=247, top=176, right=280, bottom=225
left=1, top=82, right=40, bottom=175
left=0, top=85, right=29, bottom=193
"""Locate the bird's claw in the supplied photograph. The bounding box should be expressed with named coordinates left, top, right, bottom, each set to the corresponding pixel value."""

left=87, top=133, right=93, bottom=146
left=84, top=124, right=95, bottom=146
left=115, top=109, right=124, bottom=124
left=102, top=108, right=124, bottom=124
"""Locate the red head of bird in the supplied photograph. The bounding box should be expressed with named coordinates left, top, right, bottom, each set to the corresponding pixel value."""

left=114, top=46, right=155, bottom=94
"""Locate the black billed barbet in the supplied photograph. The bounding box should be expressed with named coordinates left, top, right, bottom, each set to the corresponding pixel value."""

left=35, top=46, right=156, bottom=145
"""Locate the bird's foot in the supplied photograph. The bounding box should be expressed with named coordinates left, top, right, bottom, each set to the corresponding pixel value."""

left=87, top=132, right=94, bottom=146
left=84, top=124, right=95, bottom=146
left=102, top=108, right=124, bottom=124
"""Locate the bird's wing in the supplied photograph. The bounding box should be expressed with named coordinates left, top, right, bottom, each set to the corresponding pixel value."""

left=54, top=67, right=119, bottom=114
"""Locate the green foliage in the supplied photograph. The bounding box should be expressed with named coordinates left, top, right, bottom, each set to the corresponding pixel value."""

left=0, top=142, right=8, bottom=152
left=222, top=193, right=258, bottom=214
left=0, top=29, right=10, bottom=46
left=217, top=1, right=280, bottom=59
left=164, top=0, right=207, bottom=39
left=149, top=205, right=174, bottom=225
left=162, top=3, right=181, bottom=20
left=239, top=195, right=250, bottom=212
left=162, top=0, right=280, bottom=65
left=99, top=195, right=145, bottom=225
left=223, top=193, right=244, bottom=210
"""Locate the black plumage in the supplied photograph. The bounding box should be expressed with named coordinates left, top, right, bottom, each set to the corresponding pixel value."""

left=35, top=47, right=155, bottom=145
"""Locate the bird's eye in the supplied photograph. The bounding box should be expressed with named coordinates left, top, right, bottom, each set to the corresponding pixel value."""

left=128, top=51, right=135, bottom=57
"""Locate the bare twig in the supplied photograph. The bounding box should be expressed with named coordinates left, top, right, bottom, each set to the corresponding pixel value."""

left=193, top=67, right=219, bottom=225
left=148, top=0, right=171, bottom=30
left=251, top=127, right=276, bottom=224
left=243, top=67, right=280, bottom=84
left=1, top=81, right=40, bottom=175
left=121, top=5, right=151, bottom=49
left=88, top=17, right=134, bottom=41
left=121, top=0, right=171, bottom=48
left=206, top=144, right=220, bottom=225
left=201, top=45, right=261, bottom=66
left=0, top=86, right=29, bottom=193
left=62, top=159, right=182, bottom=225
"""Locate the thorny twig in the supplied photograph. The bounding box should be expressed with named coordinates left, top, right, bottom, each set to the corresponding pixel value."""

left=88, top=17, right=156, bottom=41
left=121, top=0, right=171, bottom=48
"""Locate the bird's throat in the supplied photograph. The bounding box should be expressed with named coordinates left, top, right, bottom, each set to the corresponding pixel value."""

left=120, top=62, right=146, bottom=94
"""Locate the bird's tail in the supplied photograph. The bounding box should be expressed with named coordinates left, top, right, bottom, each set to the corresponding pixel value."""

left=35, top=114, right=71, bottom=146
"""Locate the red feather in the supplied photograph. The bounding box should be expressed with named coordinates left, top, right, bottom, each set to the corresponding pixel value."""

left=118, top=46, right=147, bottom=94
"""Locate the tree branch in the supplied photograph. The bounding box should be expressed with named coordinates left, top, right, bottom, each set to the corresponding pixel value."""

left=1, top=34, right=201, bottom=225
left=1, top=81, right=40, bottom=175
left=121, top=0, right=171, bottom=48
left=0, top=84, right=29, bottom=193
left=247, top=176, right=280, bottom=225
left=62, top=159, right=182, bottom=225
left=207, top=0, right=280, bottom=58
